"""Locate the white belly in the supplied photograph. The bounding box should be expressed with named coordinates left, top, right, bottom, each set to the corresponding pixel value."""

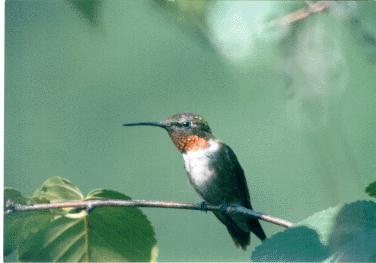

left=182, top=139, right=220, bottom=186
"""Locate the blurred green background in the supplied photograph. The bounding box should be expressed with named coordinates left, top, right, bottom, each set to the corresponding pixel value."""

left=5, top=0, right=376, bottom=261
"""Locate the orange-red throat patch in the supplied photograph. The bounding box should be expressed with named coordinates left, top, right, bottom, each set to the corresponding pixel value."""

left=169, top=134, right=209, bottom=153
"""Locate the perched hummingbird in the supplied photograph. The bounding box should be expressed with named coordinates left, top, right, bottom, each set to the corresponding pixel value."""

left=123, top=113, right=266, bottom=249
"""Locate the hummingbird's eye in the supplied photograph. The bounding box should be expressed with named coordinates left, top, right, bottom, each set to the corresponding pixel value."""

left=182, top=121, right=191, bottom=128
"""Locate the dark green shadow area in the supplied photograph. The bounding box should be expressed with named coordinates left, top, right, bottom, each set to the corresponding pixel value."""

left=327, top=201, right=376, bottom=261
left=251, top=226, right=330, bottom=261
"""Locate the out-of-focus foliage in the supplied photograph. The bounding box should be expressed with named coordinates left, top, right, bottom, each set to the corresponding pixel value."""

left=251, top=200, right=376, bottom=261
left=155, top=0, right=209, bottom=26
left=152, top=1, right=375, bottom=66
left=366, top=181, right=376, bottom=198
left=351, top=1, right=376, bottom=63
left=4, top=177, right=158, bottom=262
left=67, top=0, right=101, bottom=24
left=153, top=0, right=213, bottom=48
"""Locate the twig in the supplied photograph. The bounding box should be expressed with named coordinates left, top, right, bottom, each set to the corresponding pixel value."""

left=273, top=1, right=331, bottom=27
left=6, top=199, right=293, bottom=228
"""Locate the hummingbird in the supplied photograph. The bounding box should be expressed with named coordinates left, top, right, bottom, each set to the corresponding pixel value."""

left=123, top=113, right=266, bottom=249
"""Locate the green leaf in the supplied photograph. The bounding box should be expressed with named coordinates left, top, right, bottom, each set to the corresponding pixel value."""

left=32, top=176, right=84, bottom=202
left=251, top=200, right=376, bottom=261
left=85, top=189, right=158, bottom=262
left=4, top=188, right=53, bottom=256
left=252, top=226, right=330, bottom=261
left=4, top=187, right=29, bottom=206
left=86, top=188, right=131, bottom=201
left=365, top=181, right=376, bottom=198
left=5, top=178, right=158, bottom=262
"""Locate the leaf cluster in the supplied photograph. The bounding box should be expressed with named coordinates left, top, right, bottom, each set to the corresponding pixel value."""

left=4, top=177, right=157, bottom=262
left=251, top=181, right=376, bottom=261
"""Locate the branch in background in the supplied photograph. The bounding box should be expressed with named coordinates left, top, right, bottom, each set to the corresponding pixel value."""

left=273, top=1, right=330, bottom=27
left=6, top=199, right=293, bottom=228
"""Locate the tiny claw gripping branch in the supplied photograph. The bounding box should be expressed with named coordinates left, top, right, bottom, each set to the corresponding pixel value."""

left=200, top=201, right=208, bottom=213
left=219, top=202, right=229, bottom=213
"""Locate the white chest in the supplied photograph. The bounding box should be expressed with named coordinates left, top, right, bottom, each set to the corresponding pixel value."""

left=182, top=139, right=220, bottom=186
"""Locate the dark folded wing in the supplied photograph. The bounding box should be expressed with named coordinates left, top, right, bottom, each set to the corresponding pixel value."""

left=218, top=143, right=252, bottom=208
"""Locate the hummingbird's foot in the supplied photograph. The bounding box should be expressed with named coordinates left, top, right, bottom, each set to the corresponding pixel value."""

left=219, top=202, right=229, bottom=213
left=200, top=201, right=208, bottom=213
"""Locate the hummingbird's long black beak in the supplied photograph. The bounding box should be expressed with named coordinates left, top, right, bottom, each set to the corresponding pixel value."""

left=122, top=121, right=168, bottom=129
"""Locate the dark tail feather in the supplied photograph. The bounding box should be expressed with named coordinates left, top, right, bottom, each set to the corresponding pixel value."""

left=226, top=222, right=250, bottom=250
left=227, top=219, right=266, bottom=250
left=214, top=211, right=251, bottom=250
left=250, top=218, right=266, bottom=241
left=214, top=211, right=266, bottom=250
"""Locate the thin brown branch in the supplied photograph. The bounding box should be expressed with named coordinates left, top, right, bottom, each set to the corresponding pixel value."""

left=273, top=1, right=331, bottom=27
left=6, top=199, right=293, bottom=228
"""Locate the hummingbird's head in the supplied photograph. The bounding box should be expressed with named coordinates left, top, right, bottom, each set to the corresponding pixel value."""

left=123, top=113, right=213, bottom=153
